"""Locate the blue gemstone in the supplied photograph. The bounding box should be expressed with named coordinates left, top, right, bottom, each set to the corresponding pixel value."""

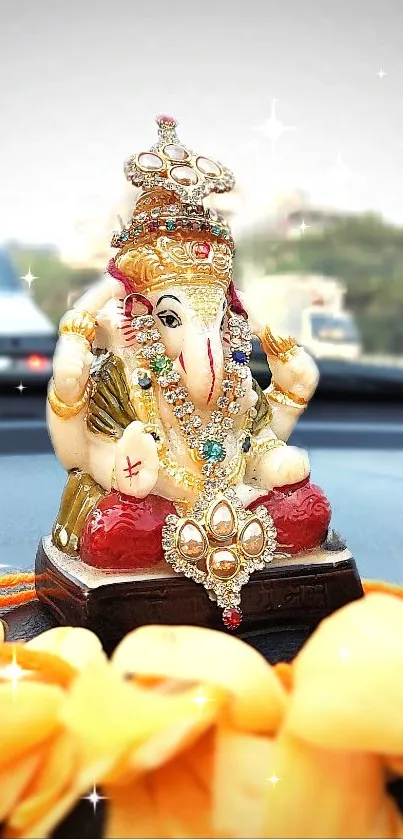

left=211, top=224, right=221, bottom=235
left=242, top=436, right=251, bottom=453
left=165, top=220, right=176, bottom=231
left=121, top=231, right=129, bottom=241
left=202, top=439, right=226, bottom=463
left=232, top=350, right=247, bottom=364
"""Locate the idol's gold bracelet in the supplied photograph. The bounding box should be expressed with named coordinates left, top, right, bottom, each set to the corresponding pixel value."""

left=59, top=309, right=96, bottom=343
left=250, top=436, right=286, bottom=458
left=265, top=382, right=308, bottom=411
left=48, top=379, right=92, bottom=419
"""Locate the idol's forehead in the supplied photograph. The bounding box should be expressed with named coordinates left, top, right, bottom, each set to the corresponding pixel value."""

left=150, top=284, right=226, bottom=323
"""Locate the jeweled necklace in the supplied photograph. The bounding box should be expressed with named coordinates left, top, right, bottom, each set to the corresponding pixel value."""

left=129, top=307, right=277, bottom=629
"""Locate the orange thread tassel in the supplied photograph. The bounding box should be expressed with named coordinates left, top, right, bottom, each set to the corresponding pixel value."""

left=0, top=571, right=36, bottom=588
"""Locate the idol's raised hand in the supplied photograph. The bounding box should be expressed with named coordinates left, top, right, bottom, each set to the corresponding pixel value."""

left=114, top=421, right=159, bottom=498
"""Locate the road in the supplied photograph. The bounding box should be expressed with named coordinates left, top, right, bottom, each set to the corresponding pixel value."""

left=0, top=390, right=402, bottom=583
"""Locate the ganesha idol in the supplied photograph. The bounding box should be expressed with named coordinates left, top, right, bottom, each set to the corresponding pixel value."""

left=43, top=115, right=334, bottom=631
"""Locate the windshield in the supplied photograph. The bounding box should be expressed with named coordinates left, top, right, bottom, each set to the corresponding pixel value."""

left=0, top=250, right=21, bottom=292
left=309, top=313, right=360, bottom=343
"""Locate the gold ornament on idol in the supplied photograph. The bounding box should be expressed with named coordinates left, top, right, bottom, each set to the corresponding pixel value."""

left=48, top=380, right=93, bottom=419
left=259, top=324, right=298, bottom=364
left=59, top=310, right=96, bottom=344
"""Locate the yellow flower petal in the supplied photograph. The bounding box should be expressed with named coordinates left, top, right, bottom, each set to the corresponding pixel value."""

left=0, top=683, right=64, bottom=769
left=150, top=755, right=214, bottom=838
left=106, top=778, right=160, bottom=839
left=0, top=751, right=44, bottom=822
left=213, top=727, right=274, bottom=839
left=263, top=730, right=387, bottom=839
left=286, top=594, right=403, bottom=753
left=26, top=627, right=105, bottom=670
left=8, top=731, right=78, bottom=835
left=120, top=683, right=225, bottom=778
left=386, top=756, right=403, bottom=776
left=61, top=662, right=224, bottom=792
left=112, top=625, right=286, bottom=733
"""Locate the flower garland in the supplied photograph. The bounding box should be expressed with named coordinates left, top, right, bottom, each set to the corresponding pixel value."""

left=0, top=585, right=403, bottom=838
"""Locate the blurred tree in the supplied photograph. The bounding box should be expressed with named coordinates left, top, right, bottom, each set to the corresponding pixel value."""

left=236, top=213, right=403, bottom=355
left=6, top=210, right=403, bottom=354
left=7, top=242, right=99, bottom=325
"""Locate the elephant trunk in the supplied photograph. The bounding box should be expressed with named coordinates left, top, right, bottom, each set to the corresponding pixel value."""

left=176, top=327, right=225, bottom=410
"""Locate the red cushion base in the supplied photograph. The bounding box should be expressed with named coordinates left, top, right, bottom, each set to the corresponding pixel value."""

left=80, top=480, right=332, bottom=570
left=80, top=490, right=176, bottom=571
left=247, top=478, right=331, bottom=554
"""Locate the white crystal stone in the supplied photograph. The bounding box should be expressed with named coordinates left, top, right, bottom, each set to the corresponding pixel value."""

left=170, top=165, right=198, bottom=186
left=177, top=522, right=206, bottom=560
left=239, top=519, right=266, bottom=557
left=209, top=500, right=236, bottom=539
left=196, top=157, right=221, bottom=177
left=138, top=152, right=164, bottom=171
left=208, top=548, right=239, bottom=580
left=164, top=144, right=188, bottom=161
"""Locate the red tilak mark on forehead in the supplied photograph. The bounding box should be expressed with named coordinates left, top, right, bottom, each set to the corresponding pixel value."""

left=179, top=352, right=186, bottom=372
left=206, top=338, right=216, bottom=404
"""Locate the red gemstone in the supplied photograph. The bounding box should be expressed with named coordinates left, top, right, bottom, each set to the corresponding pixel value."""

left=148, top=220, right=159, bottom=232
left=193, top=242, right=211, bottom=259
left=223, top=607, right=242, bottom=630
left=156, top=114, right=177, bottom=127
left=80, top=491, right=176, bottom=571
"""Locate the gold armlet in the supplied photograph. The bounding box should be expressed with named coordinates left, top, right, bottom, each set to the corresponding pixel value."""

left=249, top=437, right=286, bottom=458
left=259, top=325, right=298, bottom=364
left=48, top=380, right=92, bottom=419
left=59, top=309, right=96, bottom=343
left=265, top=383, right=308, bottom=411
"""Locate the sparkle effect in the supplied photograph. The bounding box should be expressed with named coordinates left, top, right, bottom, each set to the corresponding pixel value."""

left=20, top=268, right=38, bottom=289
left=268, top=773, right=281, bottom=786
left=339, top=647, right=350, bottom=660
left=256, top=98, right=295, bottom=150
left=15, top=382, right=26, bottom=394
left=377, top=68, right=387, bottom=79
left=83, top=785, right=107, bottom=812
left=193, top=691, right=214, bottom=708
left=0, top=648, right=25, bottom=691
left=298, top=220, right=310, bottom=234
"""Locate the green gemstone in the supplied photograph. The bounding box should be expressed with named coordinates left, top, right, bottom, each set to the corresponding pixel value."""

left=134, top=225, right=143, bottom=235
left=202, top=439, right=226, bottom=463
left=165, top=220, right=177, bottom=231
left=150, top=355, right=172, bottom=375
left=211, top=224, right=221, bottom=236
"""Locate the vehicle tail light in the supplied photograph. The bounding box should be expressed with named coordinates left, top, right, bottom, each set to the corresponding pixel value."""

left=26, top=354, right=49, bottom=370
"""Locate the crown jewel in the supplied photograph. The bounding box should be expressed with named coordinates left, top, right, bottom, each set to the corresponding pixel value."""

left=123, top=115, right=235, bottom=205
left=111, top=116, right=235, bottom=293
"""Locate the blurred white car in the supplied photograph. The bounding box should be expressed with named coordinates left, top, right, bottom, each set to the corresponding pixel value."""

left=0, top=250, right=56, bottom=385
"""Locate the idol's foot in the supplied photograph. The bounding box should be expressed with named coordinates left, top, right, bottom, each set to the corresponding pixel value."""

left=252, top=443, right=310, bottom=489
left=248, top=478, right=332, bottom=554
left=80, top=490, right=176, bottom=571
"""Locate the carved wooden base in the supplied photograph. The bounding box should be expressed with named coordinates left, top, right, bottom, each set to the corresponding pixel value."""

left=35, top=535, right=363, bottom=659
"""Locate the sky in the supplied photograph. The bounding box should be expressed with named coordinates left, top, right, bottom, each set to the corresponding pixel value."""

left=1, top=0, right=403, bottom=259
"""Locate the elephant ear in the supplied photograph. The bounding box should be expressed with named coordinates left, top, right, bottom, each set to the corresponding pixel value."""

left=123, top=292, right=153, bottom=319
left=227, top=281, right=248, bottom=319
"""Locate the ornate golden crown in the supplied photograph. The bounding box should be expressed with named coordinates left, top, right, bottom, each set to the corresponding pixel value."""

left=111, top=116, right=235, bottom=294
